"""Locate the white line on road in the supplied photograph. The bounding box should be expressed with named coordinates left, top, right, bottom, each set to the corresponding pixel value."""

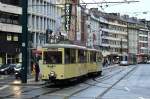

left=0, top=85, right=9, bottom=90
left=138, top=97, right=145, bottom=99
left=124, top=87, right=130, bottom=91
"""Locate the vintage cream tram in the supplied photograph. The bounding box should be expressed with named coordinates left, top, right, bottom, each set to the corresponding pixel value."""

left=38, top=44, right=102, bottom=82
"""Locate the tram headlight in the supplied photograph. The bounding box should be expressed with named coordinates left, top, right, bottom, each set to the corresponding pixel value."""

left=50, top=71, right=55, bottom=77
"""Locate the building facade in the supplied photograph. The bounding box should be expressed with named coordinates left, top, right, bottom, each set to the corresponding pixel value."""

left=0, top=0, right=22, bottom=64
left=137, top=20, right=149, bottom=63
left=28, top=0, right=63, bottom=48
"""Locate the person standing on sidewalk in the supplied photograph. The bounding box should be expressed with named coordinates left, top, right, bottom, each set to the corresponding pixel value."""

left=34, top=62, right=40, bottom=82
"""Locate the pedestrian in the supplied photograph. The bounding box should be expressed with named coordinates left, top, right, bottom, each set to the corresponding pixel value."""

left=34, top=62, right=40, bottom=82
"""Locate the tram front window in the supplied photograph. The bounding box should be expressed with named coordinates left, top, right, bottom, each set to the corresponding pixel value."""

left=43, top=51, right=62, bottom=64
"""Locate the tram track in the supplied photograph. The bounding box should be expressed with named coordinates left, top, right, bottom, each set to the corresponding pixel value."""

left=27, top=65, right=125, bottom=99
left=66, top=66, right=137, bottom=99
left=1, top=65, right=135, bottom=99
left=97, top=66, right=137, bottom=98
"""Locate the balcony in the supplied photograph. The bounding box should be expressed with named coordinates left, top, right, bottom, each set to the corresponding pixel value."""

left=0, top=23, right=22, bottom=33
left=0, top=3, right=22, bottom=14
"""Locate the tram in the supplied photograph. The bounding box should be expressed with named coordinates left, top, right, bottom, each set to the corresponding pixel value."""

left=37, top=44, right=103, bottom=82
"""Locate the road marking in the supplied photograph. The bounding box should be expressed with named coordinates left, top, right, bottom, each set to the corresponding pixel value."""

left=124, top=87, right=130, bottom=91
left=138, top=97, right=145, bottom=99
left=0, top=85, right=9, bottom=90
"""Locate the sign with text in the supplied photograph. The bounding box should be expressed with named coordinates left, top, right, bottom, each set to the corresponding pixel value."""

left=64, top=3, right=72, bottom=31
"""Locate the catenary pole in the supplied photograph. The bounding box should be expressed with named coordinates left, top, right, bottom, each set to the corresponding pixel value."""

left=21, top=0, right=28, bottom=83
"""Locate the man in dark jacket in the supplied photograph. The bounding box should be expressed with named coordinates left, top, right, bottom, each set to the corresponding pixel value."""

left=34, top=62, right=40, bottom=81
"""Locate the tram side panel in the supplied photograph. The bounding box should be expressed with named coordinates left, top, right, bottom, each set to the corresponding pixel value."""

left=87, top=51, right=102, bottom=75
left=63, top=49, right=88, bottom=79
left=39, top=46, right=102, bottom=82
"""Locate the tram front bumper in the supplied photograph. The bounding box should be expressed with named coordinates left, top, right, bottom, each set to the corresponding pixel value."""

left=48, top=71, right=56, bottom=80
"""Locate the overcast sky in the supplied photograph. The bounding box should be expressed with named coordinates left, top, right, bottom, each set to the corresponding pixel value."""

left=81, top=0, right=150, bottom=20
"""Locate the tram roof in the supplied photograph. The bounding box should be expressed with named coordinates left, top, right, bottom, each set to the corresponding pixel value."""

left=43, top=44, right=87, bottom=49
left=42, top=44, right=101, bottom=52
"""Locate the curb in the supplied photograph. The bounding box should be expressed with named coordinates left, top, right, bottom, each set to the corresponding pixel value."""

left=4, top=79, right=46, bottom=86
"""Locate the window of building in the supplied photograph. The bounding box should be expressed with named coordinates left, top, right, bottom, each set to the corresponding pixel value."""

left=0, top=12, right=20, bottom=25
left=13, top=35, right=18, bottom=41
left=7, top=34, right=12, bottom=41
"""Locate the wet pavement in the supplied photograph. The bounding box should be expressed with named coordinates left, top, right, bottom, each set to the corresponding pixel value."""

left=102, top=64, right=150, bottom=99
left=0, top=64, right=149, bottom=99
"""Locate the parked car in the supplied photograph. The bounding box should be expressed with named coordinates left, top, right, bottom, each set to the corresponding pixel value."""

left=147, top=60, right=150, bottom=64
left=14, top=63, right=22, bottom=79
left=120, top=61, right=128, bottom=66
left=0, top=64, right=15, bottom=74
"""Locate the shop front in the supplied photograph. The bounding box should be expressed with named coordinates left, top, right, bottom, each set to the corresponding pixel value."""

left=0, top=40, right=20, bottom=64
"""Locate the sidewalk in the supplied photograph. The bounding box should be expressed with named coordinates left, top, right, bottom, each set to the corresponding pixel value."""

left=11, top=77, right=46, bottom=86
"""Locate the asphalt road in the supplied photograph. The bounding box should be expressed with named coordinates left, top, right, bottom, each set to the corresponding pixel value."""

left=0, top=64, right=149, bottom=99
left=102, top=64, right=150, bottom=99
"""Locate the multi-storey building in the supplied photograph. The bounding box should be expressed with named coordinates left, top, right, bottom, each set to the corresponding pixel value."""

left=28, top=0, right=63, bottom=48
left=85, top=8, right=101, bottom=48
left=80, top=5, right=88, bottom=46
left=126, top=17, right=138, bottom=55
left=99, top=16, right=110, bottom=57
left=103, top=13, right=128, bottom=63
left=137, top=20, right=149, bottom=63
left=147, top=21, right=150, bottom=58
left=122, top=16, right=139, bottom=64
left=0, top=0, right=22, bottom=64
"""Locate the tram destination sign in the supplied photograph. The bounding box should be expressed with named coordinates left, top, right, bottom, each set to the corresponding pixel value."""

left=64, top=3, right=72, bottom=31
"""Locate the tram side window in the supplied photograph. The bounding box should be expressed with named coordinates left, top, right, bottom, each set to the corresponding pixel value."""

left=65, top=48, right=76, bottom=64
left=94, top=52, right=96, bottom=62
left=97, top=52, right=102, bottom=62
left=65, top=48, right=70, bottom=64
left=43, top=51, right=62, bottom=64
left=90, top=52, right=96, bottom=63
left=84, top=51, right=88, bottom=63
left=78, top=49, right=85, bottom=63
left=70, top=49, right=76, bottom=63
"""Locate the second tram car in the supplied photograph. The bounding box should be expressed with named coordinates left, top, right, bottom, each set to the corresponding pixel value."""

left=37, top=44, right=102, bottom=82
